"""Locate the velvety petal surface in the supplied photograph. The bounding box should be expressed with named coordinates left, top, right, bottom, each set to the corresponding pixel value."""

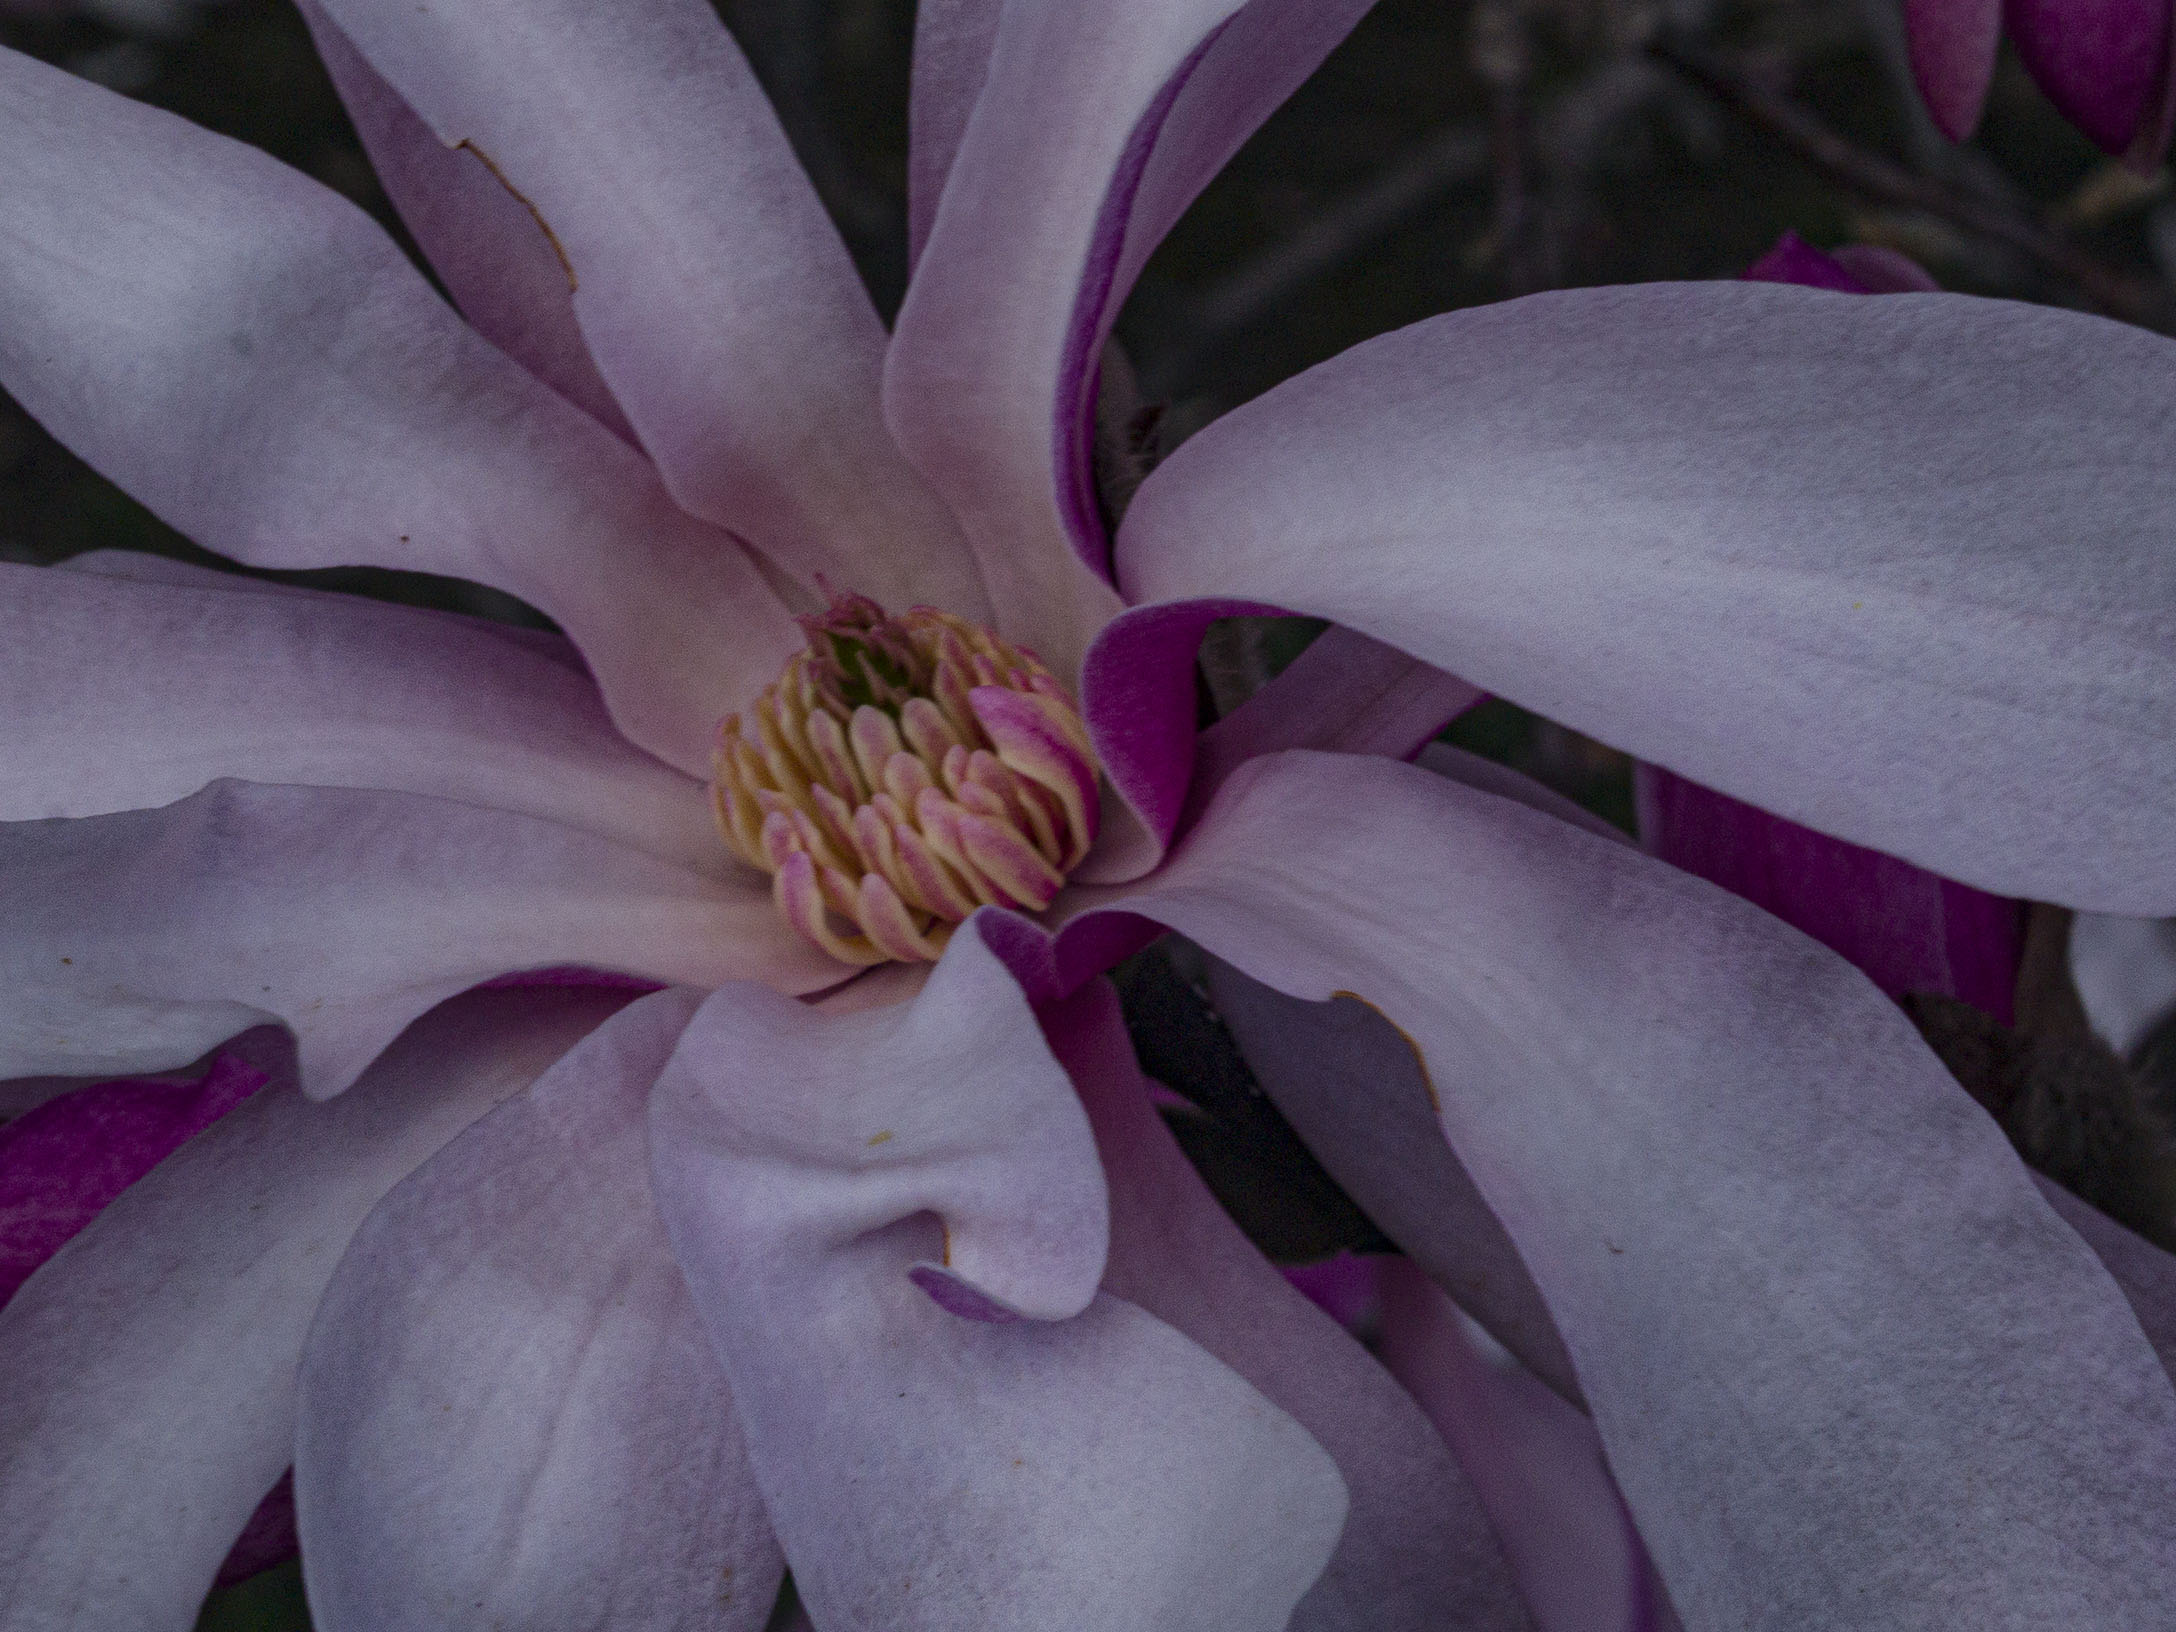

left=1638, top=764, right=2022, bottom=1021
left=0, top=986, right=628, bottom=1632
left=647, top=930, right=1347, bottom=1630
left=0, top=780, right=837, bottom=1093
left=298, top=0, right=634, bottom=441
left=310, top=0, right=983, bottom=619
left=1904, top=0, right=2001, bottom=137
left=886, top=0, right=1370, bottom=672
left=907, top=0, right=1003, bottom=265
left=297, top=989, right=782, bottom=1632
left=0, top=44, right=792, bottom=773
left=1117, top=282, right=2176, bottom=912
left=0, top=562, right=715, bottom=864
left=1093, top=749, right=2176, bottom=1630
left=1377, top=1260, right=1673, bottom=1632
left=1049, top=978, right=1533, bottom=1632
left=2070, top=910, right=2176, bottom=1053
left=2007, top=0, right=2169, bottom=152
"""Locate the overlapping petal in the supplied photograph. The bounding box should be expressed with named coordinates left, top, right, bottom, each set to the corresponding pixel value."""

left=2070, top=910, right=2176, bottom=1052
left=308, top=0, right=983, bottom=619
left=297, top=0, right=635, bottom=442
left=0, top=561, right=715, bottom=865
left=0, top=987, right=628, bottom=1632
left=0, top=43, right=794, bottom=772
left=2007, top=0, right=2170, bottom=153
left=0, top=780, right=836, bottom=1092
left=1089, top=749, right=2176, bottom=1629
left=647, top=931, right=1346, bottom=1630
left=886, top=0, right=1371, bottom=672
left=907, top=0, right=1003, bottom=265
left=297, top=989, right=783, bottom=1632
left=1048, top=978, right=1533, bottom=1631
left=1116, top=282, right=2176, bottom=911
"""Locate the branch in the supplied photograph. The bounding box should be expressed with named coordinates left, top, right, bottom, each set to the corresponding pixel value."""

left=1651, top=37, right=2173, bottom=330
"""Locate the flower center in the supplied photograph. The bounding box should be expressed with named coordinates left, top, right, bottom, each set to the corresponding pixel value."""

left=711, top=591, right=1100, bottom=966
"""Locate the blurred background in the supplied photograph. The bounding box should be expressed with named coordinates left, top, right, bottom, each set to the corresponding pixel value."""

left=2, top=3, right=2166, bottom=1626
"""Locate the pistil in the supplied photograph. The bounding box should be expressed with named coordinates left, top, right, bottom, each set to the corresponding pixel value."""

left=712, top=592, right=1099, bottom=965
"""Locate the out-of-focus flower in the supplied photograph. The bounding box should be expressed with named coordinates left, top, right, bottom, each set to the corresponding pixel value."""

left=4, top=4, right=2176, bottom=1630
left=1905, top=0, right=2176, bottom=158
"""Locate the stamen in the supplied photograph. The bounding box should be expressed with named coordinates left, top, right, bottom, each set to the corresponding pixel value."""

left=712, top=591, right=1101, bottom=965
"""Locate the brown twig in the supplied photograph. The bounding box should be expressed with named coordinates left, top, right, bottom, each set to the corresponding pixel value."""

left=1651, top=37, right=2173, bottom=330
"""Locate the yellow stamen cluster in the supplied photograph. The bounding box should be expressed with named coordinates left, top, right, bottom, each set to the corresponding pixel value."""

left=712, top=594, right=1099, bottom=966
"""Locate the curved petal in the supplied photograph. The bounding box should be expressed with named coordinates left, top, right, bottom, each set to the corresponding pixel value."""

left=0, top=986, right=628, bottom=1632
left=1049, top=978, right=1534, bottom=1631
left=646, top=930, right=1346, bottom=1630
left=2007, top=0, right=2169, bottom=153
left=1116, top=282, right=2176, bottom=912
left=1090, top=749, right=2176, bottom=1629
left=297, top=0, right=634, bottom=442
left=309, top=0, right=983, bottom=619
left=1904, top=0, right=2001, bottom=138
left=1377, top=1260, right=1673, bottom=1632
left=1742, top=230, right=1870, bottom=293
left=0, top=780, right=838, bottom=1094
left=885, top=0, right=1370, bottom=670
left=0, top=561, right=716, bottom=864
left=1826, top=243, right=1942, bottom=294
left=2070, top=910, right=2176, bottom=1053
left=0, top=1047, right=269, bottom=1310
left=297, top=989, right=784, bottom=1632
left=1637, top=763, right=2022, bottom=1021
left=0, top=44, right=793, bottom=773
left=2035, top=1172, right=2176, bottom=1372
left=908, top=0, right=1003, bottom=267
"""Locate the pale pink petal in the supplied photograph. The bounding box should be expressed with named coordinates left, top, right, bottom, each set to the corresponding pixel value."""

left=646, top=930, right=1347, bottom=1630
left=1378, top=1260, right=1673, bottom=1632
left=0, top=781, right=837, bottom=1094
left=2035, top=1173, right=2176, bottom=1372
left=886, top=0, right=1371, bottom=672
left=310, top=0, right=984, bottom=620
left=1904, top=0, right=2001, bottom=138
left=0, top=987, right=628, bottom=1632
left=2008, top=0, right=2170, bottom=153
left=0, top=44, right=795, bottom=773
left=1638, top=763, right=2022, bottom=1020
left=1116, top=282, right=2176, bottom=912
left=2069, top=910, right=2176, bottom=1053
left=908, top=0, right=1003, bottom=267
left=1088, top=750, right=2176, bottom=1628
left=0, top=562, right=716, bottom=865
left=297, top=0, right=634, bottom=442
left=297, top=990, right=783, bottom=1631
left=1051, top=978, right=1533, bottom=1631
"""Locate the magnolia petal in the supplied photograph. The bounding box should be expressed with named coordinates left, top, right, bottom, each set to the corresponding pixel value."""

left=2070, top=911, right=2176, bottom=1054
left=908, top=0, right=1003, bottom=266
left=2007, top=0, right=2169, bottom=153
left=1117, top=282, right=2176, bottom=912
left=647, top=932, right=1346, bottom=1630
left=0, top=781, right=838, bottom=1095
left=310, top=0, right=983, bottom=620
left=0, top=986, right=626, bottom=1632
left=1825, top=243, right=1942, bottom=294
left=1742, top=230, right=1870, bottom=293
left=1050, top=979, right=1533, bottom=1632
left=1094, top=749, right=2176, bottom=1630
left=886, top=0, right=1369, bottom=673
left=1638, top=763, right=2022, bottom=1021
left=1903, top=0, right=2001, bottom=138
left=0, top=561, right=716, bottom=866
left=2035, top=1173, right=2176, bottom=1374
left=298, top=0, right=634, bottom=441
left=1377, top=1261, right=1673, bottom=1632
left=1206, top=959, right=1580, bottom=1406
left=298, top=990, right=782, bottom=1631
left=0, top=43, right=792, bottom=774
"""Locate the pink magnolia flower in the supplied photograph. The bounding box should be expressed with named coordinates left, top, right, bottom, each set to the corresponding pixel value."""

left=1904, top=0, right=2176, bottom=156
left=5, top=3, right=2176, bottom=1629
